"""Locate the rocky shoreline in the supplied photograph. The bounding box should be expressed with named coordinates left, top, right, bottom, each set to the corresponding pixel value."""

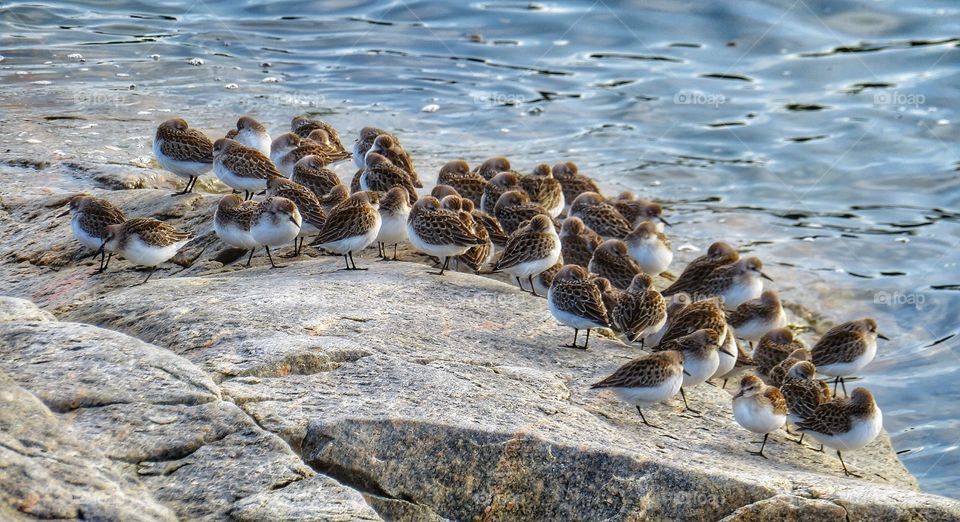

left=1, top=177, right=959, bottom=519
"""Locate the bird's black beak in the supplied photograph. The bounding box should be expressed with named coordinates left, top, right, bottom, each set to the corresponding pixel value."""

left=683, top=369, right=691, bottom=376
left=878, top=333, right=890, bottom=341
left=57, top=209, right=71, bottom=218
left=289, top=217, right=301, bottom=228
left=733, top=390, right=744, bottom=400
left=760, top=272, right=774, bottom=282
left=719, top=346, right=734, bottom=357
left=659, top=216, right=671, bottom=227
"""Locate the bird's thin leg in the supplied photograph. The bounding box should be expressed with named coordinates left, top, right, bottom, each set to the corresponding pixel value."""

left=245, top=249, right=255, bottom=267
left=266, top=246, right=286, bottom=269
left=837, top=450, right=861, bottom=477
left=515, top=276, right=526, bottom=292
left=132, top=267, right=156, bottom=287
left=833, top=377, right=840, bottom=397
left=429, top=256, right=449, bottom=276
left=561, top=329, right=580, bottom=349
left=680, top=388, right=701, bottom=414
left=583, top=329, right=592, bottom=349
left=187, top=176, right=197, bottom=193
left=341, top=254, right=350, bottom=270
left=528, top=275, right=538, bottom=297
left=839, top=377, right=848, bottom=398
left=636, top=406, right=662, bottom=429
left=722, top=378, right=728, bottom=389
left=393, top=243, right=398, bottom=260
left=349, top=251, right=367, bottom=270
left=747, top=433, right=770, bottom=459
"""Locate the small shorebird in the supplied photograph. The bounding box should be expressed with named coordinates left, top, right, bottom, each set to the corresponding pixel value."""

left=645, top=292, right=692, bottom=346
left=569, top=192, right=633, bottom=239
left=292, top=156, right=342, bottom=200
left=481, top=171, right=522, bottom=214
left=590, top=350, right=685, bottom=428
left=652, top=328, right=726, bottom=413
left=368, top=134, right=420, bottom=187
left=589, top=239, right=643, bottom=291
left=796, top=388, right=883, bottom=476
left=227, top=116, right=271, bottom=155
left=59, top=195, right=125, bottom=273
left=352, top=126, right=393, bottom=168
left=552, top=161, right=601, bottom=209
left=213, top=138, right=282, bottom=200
left=611, top=192, right=669, bottom=229
left=663, top=241, right=739, bottom=297
left=493, top=190, right=556, bottom=236
left=376, top=187, right=412, bottom=261
left=658, top=297, right=727, bottom=345
left=311, top=191, right=381, bottom=270
left=491, top=214, right=561, bottom=296
left=360, top=152, right=418, bottom=203
left=547, top=265, right=610, bottom=349
left=689, top=257, right=772, bottom=309
left=732, top=375, right=788, bottom=458
left=278, top=130, right=349, bottom=176
left=767, top=348, right=811, bottom=388
left=291, top=115, right=349, bottom=158
left=468, top=204, right=509, bottom=252
left=449, top=198, right=493, bottom=273
left=811, top=318, right=888, bottom=396
left=153, top=118, right=214, bottom=195
left=100, top=218, right=192, bottom=285
left=214, top=194, right=259, bottom=266
left=437, top=159, right=486, bottom=208
left=532, top=259, right=564, bottom=297
left=520, top=164, right=565, bottom=217
left=780, top=360, right=832, bottom=446
left=406, top=196, right=485, bottom=275
left=727, top=290, right=787, bottom=342
left=610, top=274, right=667, bottom=346
left=319, top=185, right=350, bottom=214
left=473, top=156, right=512, bottom=180
left=754, top=328, right=805, bottom=377
left=713, top=329, right=740, bottom=387
left=265, top=176, right=327, bottom=256
left=624, top=221, right=673, bottom=275
left=250, top=196, right=302, bottom=268
left=560, top=216, right=603, bottom=268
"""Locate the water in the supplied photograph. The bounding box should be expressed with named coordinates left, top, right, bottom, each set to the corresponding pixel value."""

left=2, top=0, right=959, bottom=498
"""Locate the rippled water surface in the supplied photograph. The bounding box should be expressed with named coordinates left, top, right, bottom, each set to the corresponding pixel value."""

left=2, top=0, right=960, bottom=497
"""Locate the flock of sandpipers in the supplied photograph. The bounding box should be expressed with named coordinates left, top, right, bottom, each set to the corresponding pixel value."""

left=61, top=114, right=888, bottom=477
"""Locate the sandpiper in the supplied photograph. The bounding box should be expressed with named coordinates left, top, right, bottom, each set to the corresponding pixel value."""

left=727, top=290, right=787, bottom=342
left=569, top=192, right=633, bottom=239
left=754, top=328, right=805, bottom=377
left=732, top=375, right=788, bottom=458
left=214, top=194, right=259, bottom=266
left=547, top=265, right=610, bottom=349
left=266, top=176, right=327, bottom=256
left=473, top=156, right=512, bottom=180
left=658, top=297, right=728, bottom=345
left=610, top=274, right=667, bottom=346
left=532, top=259, right=564, bottom=297
left=552, top=161, right=601, bottom=209
left=229, top=116, right=271, bottom=155
left=611, top=192, right=669, bottom=229
left=213, top=138, right=282, bottom=200
left=59, top=195, right=125, bottom=273
left=520, top=164, right=565, bottom=217
left=153, top=118, right=214, bottom=195
left=646, top=292, right=693, bottom=346
left=100, top=218, right=192, bottom=285
left=249, top=196, right=302, bottom=268
left=481, top=171, right=522, bottom=214
left=278, top=131, right=348, bottom=176
left=406, top=196, right=485, bottom=275
left=368, top=134, right=421, bottom=188
left=360, top=152, right=418, bottom=203
left=319, top=185, right=350, bottom=214
left=492, top=214, right=561, bottom=296
left=652, top=328, right=726, bottom=413
left=767, top=348, right=811, bottom=388
left=292, top=155, right=343, bottom=200
left=352, top=127, right=393, bottom=168
left=291, top=115, right=349, bottom=159
left=560, top=216, right=603, bottom=268
left=590, top=350, right=685, bottom=428
left=493, top=191, right=556, bottom=236
left=589, top=239, right=643, bottom=291
left=432, top=184, right=460, bottom=200
left=270, top=132, right=303, bottom=169
left=591, top=276, right=623, bottom=326
left=450, top=198, right=493, bottom=273
left=663, top=241, right=739, bottom=297
left=377, top=187, right=411, bottom=261
left=311, top=191, right=381, bottom=270
left=796, top=388, right=883, bottom=476
left=714, top=329, right=740, bottom=387
left=469, top=204, right=509, bottom=251
left=691, top=257, right=772, bottom=309
left=437, top=159, right=486, bottom=208
left=811, top=318, right=888, bottom=397
left=781, top=360, right=832, bottom=446
left=624, top=221, right=673, bottom=275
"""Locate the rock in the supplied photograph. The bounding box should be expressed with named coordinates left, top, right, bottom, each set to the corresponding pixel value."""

left=719, top=494, right=847, bottom=521
left=229, top=475, right=381, bottom=521
left=0, top=370, right=175, bottom=521
left=0, top=296, right=55, bottom=322
left=57, top=260, right=960, bottom=520
left=0, top=317, right=377, bottom=520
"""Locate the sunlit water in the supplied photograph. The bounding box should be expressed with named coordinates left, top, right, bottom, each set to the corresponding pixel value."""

left=2, top=0, right=959, bottom=498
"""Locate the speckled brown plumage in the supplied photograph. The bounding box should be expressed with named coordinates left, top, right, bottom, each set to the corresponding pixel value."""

left=155, top=118, right=214, bottom=164
left=266, top=176, right=327, bottom=231
left=310, top=192, right=380, bottom=246
left=588, top=239, right=643, bottom=290
left=663, top=241, right=739, bottom=296
left=292, top=156, right=343, bottom=199
left=569, top=192, right=633, bottom=239
left=361, top=152, right=418, bottom=203
left=754, top=328, right=805, bottom=377
left=560, top=216, right=603, bottom=268
left=590, top=350, right=684, bottom=390
left=658, top=298, right=727, bottom=345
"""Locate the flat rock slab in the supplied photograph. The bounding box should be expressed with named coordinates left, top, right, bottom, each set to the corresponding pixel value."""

left=0, top=316, right=378, bottom=521
left=61, top=259, right=960, bottom=520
